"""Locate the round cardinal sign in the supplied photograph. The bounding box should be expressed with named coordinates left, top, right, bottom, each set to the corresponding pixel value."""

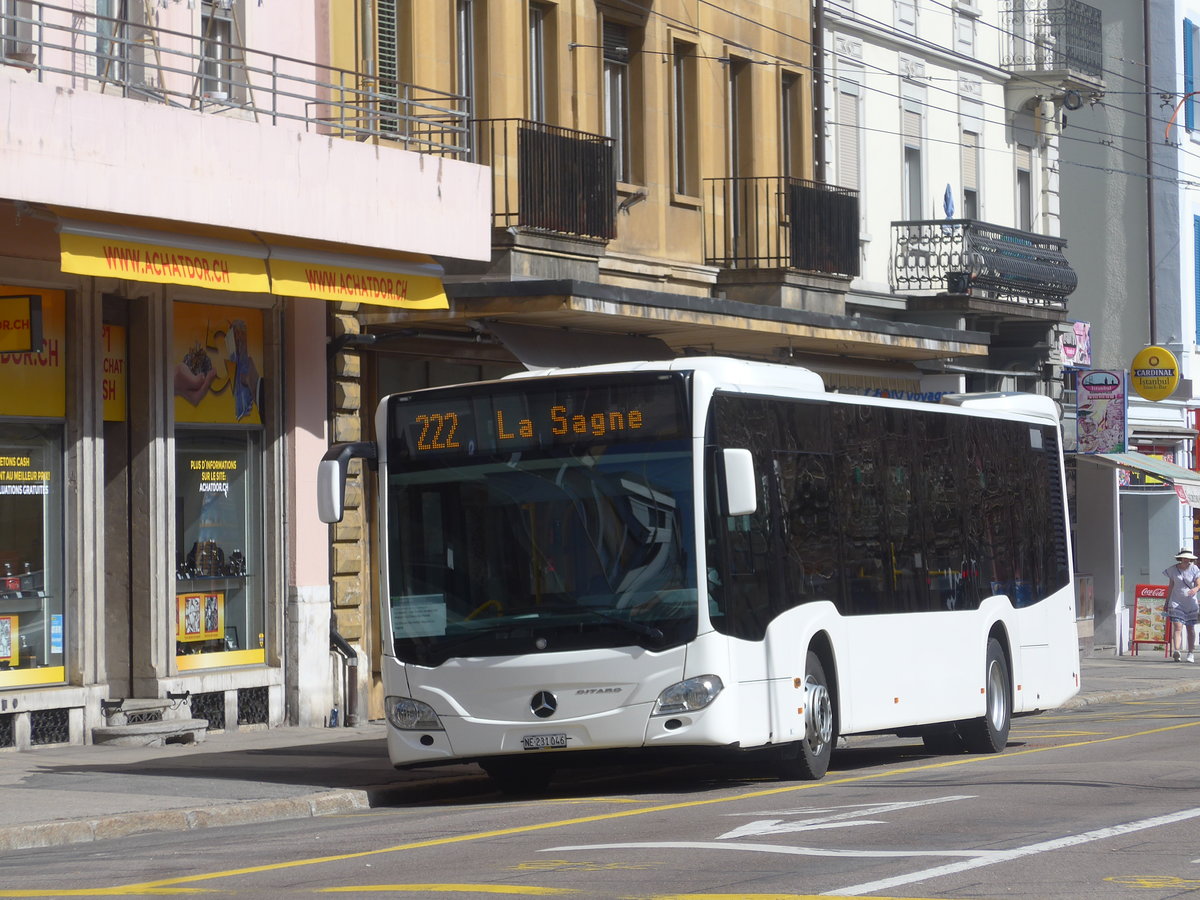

left=1130, top=345, right=1180, bottom=401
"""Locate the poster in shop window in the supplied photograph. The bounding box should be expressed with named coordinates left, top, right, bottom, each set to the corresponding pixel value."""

left=0, top=287, right=66, bottom=418
left=173, top=303, right=264, bottom=425
left=176, top=592, right=224, bottom=642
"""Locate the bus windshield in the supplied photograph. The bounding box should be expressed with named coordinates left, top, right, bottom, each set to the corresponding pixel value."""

left=383, top=376, right=697, bottom=666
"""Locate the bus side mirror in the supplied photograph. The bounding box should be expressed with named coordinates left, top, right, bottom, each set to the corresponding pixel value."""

left=720, top=448, right=757, bottom=517
left=317, top=442, right=377, bottom=524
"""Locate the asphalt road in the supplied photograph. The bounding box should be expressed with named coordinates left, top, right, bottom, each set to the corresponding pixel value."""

left=2, top=693, right=1199, bottom=900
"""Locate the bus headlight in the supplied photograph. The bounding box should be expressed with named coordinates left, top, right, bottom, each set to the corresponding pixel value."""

left=653, top=675, right=724, bottom=716
left=385, top=696, right=444, bottom=731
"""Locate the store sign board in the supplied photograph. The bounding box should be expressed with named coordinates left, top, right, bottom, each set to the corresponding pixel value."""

left=0, top=286, right=66, bottom=418
left=60, top=232, right=271, bottom=293
left=1131, top=583, right=1169, bottom=653
left=1130, top=345, right=1180, bottom=401
left=1075, top=369, right=1127, bottom=454
left=269, top=257, right=448, bottom=310
left=173, top=303, right=264, bottom=425
left=102, top=324, right=127, bottom=423
left=0, top=295, right=42, bottom=353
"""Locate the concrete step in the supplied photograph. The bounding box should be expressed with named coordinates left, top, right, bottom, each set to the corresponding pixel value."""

left=92, top=718, right=209, bottom=747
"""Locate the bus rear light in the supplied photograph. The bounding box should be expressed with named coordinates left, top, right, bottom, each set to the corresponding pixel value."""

left=386, top=696, right=444, bottom=731
left=653, top=675, right=724, bottom=716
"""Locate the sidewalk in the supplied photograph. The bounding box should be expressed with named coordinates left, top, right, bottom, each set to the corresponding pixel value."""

left=1, top=652, right=1198, bottom=853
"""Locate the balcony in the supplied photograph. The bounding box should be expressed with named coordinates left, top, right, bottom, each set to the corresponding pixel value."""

left=473, top=118, right=616, bottom=241
left=890, top=219, right=1076, bottom=310
left=704, top=176, right=860, bottom=277
left=0, top=0, right=469, bottom=157
left=1000, top=0, right=1103, bottom=84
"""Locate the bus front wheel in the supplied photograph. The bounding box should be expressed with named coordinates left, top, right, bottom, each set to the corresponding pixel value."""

left=958, top=638, right=1011, bottom=754
left=778, top=650, right=836, bottom=780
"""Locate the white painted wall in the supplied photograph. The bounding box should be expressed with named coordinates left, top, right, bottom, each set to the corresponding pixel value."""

left=0, top=77, right=491, bottom=261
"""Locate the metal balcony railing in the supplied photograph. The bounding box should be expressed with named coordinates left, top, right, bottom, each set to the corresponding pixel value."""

left=1000, top=0, right=1102, bottom=78
left=890, top=219, right=1077, bottom=308
left=474, top=118, right=616, bottom=240
left=0, top=0, right=469, bottom=157
left=704, top=176, right=860, bottom=277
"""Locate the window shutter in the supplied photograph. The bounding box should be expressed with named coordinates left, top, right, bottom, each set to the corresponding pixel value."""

left=903, top=109, right=921, bottom=146
left=377, top=0, right=399, bottom=87
left=838, top=90, right=860, bottom=190
left=1015, top=143, right=1032, bottom=172
left=604, top=21, right=629, bottom=62
left=962, top=131, right=978, bottom=191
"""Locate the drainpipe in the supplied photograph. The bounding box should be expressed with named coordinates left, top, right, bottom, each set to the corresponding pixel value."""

left=329, top=626, right=359, bottom=726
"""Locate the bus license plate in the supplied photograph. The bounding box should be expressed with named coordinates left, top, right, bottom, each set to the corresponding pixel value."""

left=521, top=733, right=567, bottom=750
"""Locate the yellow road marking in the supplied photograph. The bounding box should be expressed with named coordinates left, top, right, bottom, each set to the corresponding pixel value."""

left=1, top=718, right=1198, bottom=899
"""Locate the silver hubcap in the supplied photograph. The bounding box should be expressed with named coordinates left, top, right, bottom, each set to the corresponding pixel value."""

left=804, top=676, right=834, bottom=753
left=985, top=659, right=1008, bottom=732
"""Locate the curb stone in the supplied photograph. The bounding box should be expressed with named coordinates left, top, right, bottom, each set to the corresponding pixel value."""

left=0, top=789, right=371, bottom=853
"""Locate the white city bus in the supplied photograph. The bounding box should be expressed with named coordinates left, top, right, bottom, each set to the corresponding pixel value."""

left=317, top=357, right=1079, bottom=792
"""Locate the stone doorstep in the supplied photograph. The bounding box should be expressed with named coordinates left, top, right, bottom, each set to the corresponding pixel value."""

left=91, top=718, right=209, bottom=748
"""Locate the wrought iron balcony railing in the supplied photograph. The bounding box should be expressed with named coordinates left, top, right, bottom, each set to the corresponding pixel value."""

left=704, top=176, right=860, bottom=277
left=0, top=0, right=469, bottom=157
left=890, top=219, right=1077, bottom=309
left=1000, top=0, right=1102, bottom=78
left=474, top=118, right=616, bottom=240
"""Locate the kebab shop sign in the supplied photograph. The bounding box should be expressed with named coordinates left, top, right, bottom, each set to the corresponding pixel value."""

left=1130, top=346, right=1180, bottom=402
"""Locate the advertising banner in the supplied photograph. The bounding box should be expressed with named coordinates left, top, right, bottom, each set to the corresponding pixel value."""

left=1131, top=584, right=1169, bottom=655
left=0, top=287, right=65, bottom=418
left=173, top=303, right=264, bottom=425
left=1076, top=370, right=1127, bottom=454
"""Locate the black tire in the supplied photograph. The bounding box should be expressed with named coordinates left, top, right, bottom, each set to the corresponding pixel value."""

left=480, top=757, right=555, bottom=795
left=958, top=638, right=1011, bottom=754
left=778, top=650, right=836, bottom=780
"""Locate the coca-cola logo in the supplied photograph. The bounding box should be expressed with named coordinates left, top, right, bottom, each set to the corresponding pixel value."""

left=1136, top=585, right=1168, bottom=598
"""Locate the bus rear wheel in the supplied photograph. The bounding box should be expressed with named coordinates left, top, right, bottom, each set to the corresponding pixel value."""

left=958, top=638, right=1011, bottom=754
left=778, top=650, right=836, bottom=780
left=480, top=757, right=556, bottom=795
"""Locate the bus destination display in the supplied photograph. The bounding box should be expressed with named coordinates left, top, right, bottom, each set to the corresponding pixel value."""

left=390, top=379, right=687, bottom=459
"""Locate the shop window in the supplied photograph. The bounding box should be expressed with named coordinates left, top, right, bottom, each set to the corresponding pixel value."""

left=174, top=430, right=264, bottom=668
left=0, top=423, right=66, bottom=687
left=172, top=302, right=266, bottom=671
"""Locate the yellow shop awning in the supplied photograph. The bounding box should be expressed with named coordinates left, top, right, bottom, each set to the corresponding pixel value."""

left=56, top=215, right=447, bottom=310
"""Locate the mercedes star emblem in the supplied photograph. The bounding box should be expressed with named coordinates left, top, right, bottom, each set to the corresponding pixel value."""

left=531, top=691, right=557, bottom=718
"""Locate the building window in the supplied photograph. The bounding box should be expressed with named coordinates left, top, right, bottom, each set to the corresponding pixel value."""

left=781, top=71, right=803, bottom=179
left=902, top=107, right=923, bottom=218
left=836, top=77, right=861, bottom=191
left=672, top=39, right=698, bottom=195
left=955, top=10, right=976, bottom=57
left=529, top=2, right=547, bottom=121
left=1193, top=216, right=1200, bottom=343
left=897, top=0, right=917, bottom=35
left=1016, top=143, right=1033, bottom=231
left=172, top=303, right=266, bottom=670
left=1185, top=19, right=1199, bottom=131
left=603, top=20, right=632, bottom=182
left=962, top=130, right=979, bottom=218
left=0, top=424, right=65, bottom=684
left=200, top=0, right=238, bottom=100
